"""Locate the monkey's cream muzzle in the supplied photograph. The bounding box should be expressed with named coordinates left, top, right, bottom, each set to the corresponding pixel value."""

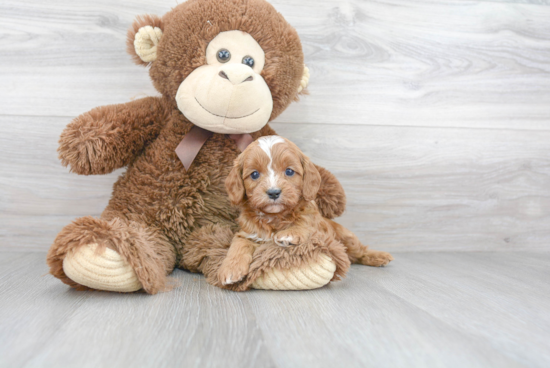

left=176, top=62, right=273, bottom=134
left=175, top=30, right=273, bottom=134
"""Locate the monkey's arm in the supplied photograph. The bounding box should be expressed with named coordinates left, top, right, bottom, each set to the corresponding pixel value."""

left=314, top=165, right=346, bottom=219
left=58, top=96, right=169, bottom=175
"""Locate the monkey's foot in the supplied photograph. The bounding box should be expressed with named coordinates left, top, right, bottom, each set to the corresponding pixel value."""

left=251, top=253, right=336, bottom=290
left=63, top=243, right=142, bottom=292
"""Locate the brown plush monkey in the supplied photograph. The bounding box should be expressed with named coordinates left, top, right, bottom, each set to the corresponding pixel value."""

left=47, top=0, right=348, bottom=294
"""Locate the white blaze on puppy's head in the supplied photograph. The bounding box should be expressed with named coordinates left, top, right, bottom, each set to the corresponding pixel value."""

left=257, top=136, right=285, bottom=188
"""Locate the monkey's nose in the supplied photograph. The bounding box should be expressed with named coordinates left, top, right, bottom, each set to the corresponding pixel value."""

left=266, top=188, right=282, bottom=200
left=218, top=64, right=254, bottom=85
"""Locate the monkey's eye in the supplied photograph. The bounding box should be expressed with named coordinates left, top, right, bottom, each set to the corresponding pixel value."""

left=217, top=49, right=231, bottom=63
left=242, top=56, right=255, bottom=68
left=285, top=168, right=295, bottom=177
left=250, top=171, right=260, bottom=180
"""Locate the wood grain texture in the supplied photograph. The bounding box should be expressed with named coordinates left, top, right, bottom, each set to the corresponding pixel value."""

left=1, top=0, right=550, bottom=130
left=0, top=251, right=549, bottom=368
left=1, top=0, right=550, bottom=252
left=481, top=0, right=550, bottom=4
left=0, top=115, right=122, bottom=250
left=0, top=252, right=274, bottom=368
left=2, top=115, right=549, bottom=251
left=274, top=123, right=550, bottom=252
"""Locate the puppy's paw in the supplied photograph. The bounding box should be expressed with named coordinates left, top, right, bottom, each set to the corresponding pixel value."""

left=274, top=231, right=304, bottom=247
left=218, top=260, right=250, bottom=286
left=274, top=235, right=295, bottom=247
left=361, top=251, right=394, bottom=267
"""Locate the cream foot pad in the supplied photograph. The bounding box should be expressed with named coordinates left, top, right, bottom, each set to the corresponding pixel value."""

left=63, top=243, right=142, bottom=292
left=251, top=253, right=337, bottom=290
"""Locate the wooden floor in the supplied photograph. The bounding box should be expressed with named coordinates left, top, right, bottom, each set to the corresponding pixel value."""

left=1, top=251, right=549, bottom=368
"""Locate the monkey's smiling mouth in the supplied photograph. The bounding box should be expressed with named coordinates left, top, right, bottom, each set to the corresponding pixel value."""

left=195, top=97, right=259, bottom=120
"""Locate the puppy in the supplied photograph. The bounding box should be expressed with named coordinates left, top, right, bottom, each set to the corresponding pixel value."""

left=219, top=136, right=393, bottom=286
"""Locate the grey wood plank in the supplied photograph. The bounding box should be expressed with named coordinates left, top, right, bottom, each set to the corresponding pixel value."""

left=1, top=251, right=549, bottom=367
left=1, top=0, right=550, bottom=130
left=372, top=252, right=550, bottom=367
left=2, top=115, right=549, bottom=252
left=246, top=272, right=522, bottom=368
left=0, top=252, right=28, bottom=268
left=275, top=123, right=550, bottom=252
left=277, top=0, right=550, bottom=130
left=0, top=253, right=94, bottom=368
left=0, top=115, right=122, bottom=250
left=0, top=253, right=274, bottom=368
left=479, top=0, right=550, bottom=4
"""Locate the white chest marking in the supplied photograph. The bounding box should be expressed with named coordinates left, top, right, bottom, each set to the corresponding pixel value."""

left=257, top=136, right=284, bottom=188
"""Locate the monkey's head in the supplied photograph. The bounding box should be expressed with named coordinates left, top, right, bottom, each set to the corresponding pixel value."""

left=127, top=0, right=309, bottom=134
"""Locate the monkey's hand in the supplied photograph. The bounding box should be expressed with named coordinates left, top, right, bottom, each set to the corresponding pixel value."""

left=58, top=97, right=167, bottom=175
left=314, top=165, right=346, bottom=219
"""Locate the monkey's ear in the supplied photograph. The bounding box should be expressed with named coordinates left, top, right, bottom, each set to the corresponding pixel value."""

left=297, top=65, right=310, bottom=94
left=225, top=158, right=246, bottom=206
left=127, top=15, right=164, bottom=66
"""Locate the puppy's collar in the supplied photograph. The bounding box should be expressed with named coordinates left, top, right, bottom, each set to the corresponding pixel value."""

left=175, top=126, right=253, bottom=170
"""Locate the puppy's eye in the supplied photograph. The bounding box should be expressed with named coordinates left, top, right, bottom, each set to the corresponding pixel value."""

left=217, top=49, right=231, bottom=63
left=250, top=171, right=260, bottom=180
left=242, top=56, right=254, bottom=68
left=285, top=168, right=295, bottom=177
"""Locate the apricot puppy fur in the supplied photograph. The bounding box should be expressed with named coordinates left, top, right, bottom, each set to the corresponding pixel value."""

left=219, top=136, right=393, bottom=286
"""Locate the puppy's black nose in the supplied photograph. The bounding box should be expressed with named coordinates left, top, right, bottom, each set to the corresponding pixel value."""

left=266, top=188, right=281, bottom=200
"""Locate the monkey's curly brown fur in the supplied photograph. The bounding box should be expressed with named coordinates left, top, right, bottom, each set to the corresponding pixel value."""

left=47, top=0, right=347, bottom=294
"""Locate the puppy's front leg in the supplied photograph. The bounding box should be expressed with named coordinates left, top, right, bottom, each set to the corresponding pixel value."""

left=218, top=233, right=256, bottom=285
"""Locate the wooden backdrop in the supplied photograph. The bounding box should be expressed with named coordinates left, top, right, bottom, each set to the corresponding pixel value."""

left=1, top=0, right=549, bottom=252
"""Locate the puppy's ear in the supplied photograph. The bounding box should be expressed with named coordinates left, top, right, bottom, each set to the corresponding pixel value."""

left=302, top=156, right=322, bottom=201
left=225, top=158, right=246, bottom=206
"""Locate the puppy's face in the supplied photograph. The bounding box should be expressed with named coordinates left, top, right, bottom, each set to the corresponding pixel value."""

left=225, top=136, right=321, bottom=214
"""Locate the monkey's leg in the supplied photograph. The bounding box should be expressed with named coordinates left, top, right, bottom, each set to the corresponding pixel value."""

left=178, top=224, right=235, bottom=289
left=47, top=216, right=176, bottom=294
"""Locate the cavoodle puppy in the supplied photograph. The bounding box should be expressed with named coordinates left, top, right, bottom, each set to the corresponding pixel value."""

left=218, top=136, right=394, bottom=287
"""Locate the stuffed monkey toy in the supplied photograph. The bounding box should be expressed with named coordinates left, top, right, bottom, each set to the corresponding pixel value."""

left=47, top=0, right=350, bottom=293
